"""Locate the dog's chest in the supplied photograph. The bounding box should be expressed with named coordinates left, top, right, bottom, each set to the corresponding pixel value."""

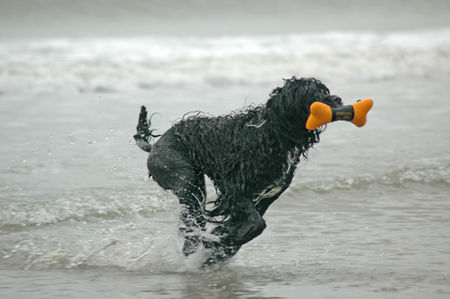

left=253, top=147, right=300, bottom=205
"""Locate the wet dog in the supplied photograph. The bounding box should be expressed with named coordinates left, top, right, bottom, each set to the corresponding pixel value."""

left=134, top=77, right=343, bottom=266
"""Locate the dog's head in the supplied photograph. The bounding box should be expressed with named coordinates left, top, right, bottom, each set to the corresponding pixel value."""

left=267, top=77, right=342, bottom=127
left=266, top=77, right=343, bottom=146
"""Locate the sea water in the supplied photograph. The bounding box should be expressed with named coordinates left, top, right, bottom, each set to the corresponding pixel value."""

left=1, top=0, right=449, bottom=298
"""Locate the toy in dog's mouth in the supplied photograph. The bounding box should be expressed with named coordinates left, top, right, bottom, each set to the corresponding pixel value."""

left=306, top=98, right=373, bottom=130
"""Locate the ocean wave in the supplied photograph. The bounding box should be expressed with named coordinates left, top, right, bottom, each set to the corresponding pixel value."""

left=2, top=161, right=447, bottom=230
left=294, top=162, right=450, bottom=193
left=0, top=187, right=177, bottom=230
left=1, top=29, right=449, bottom=94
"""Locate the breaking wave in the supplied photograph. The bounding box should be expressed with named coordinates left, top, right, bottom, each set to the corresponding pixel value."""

left=295, top=162, right=450, bottom=193
left=1, top=29, right=449, bottom=94
left=1, top=161, right=447, bottom=231
left=0, top=187, right=177, bottom=230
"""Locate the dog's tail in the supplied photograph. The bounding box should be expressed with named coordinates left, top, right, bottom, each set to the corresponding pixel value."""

left=133, top=106, right=160, bottom=152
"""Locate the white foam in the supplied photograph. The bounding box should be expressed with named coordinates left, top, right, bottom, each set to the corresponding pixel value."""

left=292, top=160, right=450, bottom=194
left=1, top=29, right=449, bottom=94
left=0, top=188, right=177, bottom=229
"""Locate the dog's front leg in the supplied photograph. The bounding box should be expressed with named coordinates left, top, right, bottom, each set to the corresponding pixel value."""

left=201, top=241, right=241, bottom=267
left=201, top=197, right=266, bottom=266
left=211, top=197, right=266, bottom=247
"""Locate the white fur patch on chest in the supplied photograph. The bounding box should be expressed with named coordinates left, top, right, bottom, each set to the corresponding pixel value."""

left=253, top=146, right=300, bottom=205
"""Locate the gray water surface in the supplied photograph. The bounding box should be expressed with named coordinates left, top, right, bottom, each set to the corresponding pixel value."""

left=1, top=0, right=449, bottom=298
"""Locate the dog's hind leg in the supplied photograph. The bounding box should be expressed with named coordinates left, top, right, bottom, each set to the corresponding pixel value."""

left=151, top=161, right=206, bottom=256
left=173, top=174, right=207, bottom=256
left=147, top=132, right=206, bottom=256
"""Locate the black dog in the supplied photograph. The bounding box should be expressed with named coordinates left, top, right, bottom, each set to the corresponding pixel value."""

left=134, top=77, right=343, bottom=266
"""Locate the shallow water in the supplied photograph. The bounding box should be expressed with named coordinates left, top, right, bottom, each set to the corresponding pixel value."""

left=1, top=1, right=450, bottom=298
left=1, top=77, right=449, bottom=297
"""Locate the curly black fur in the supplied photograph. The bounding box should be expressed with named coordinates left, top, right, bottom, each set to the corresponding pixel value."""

left=134, top=77, right=343, bottom=267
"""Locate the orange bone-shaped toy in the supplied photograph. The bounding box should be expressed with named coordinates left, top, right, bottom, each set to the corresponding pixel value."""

left=306, top=98, right=373, bottom=130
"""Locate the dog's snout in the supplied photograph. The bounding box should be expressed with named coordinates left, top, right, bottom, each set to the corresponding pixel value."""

left=323, top=95, right=343, bottom=107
